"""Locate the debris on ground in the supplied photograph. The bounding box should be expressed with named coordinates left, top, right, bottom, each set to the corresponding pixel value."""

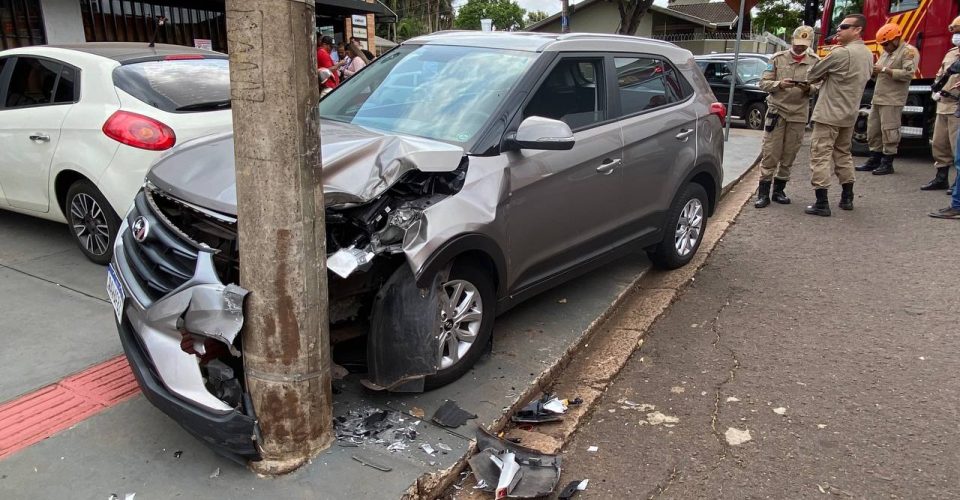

left=725, top=427, right=752, bottom=445
left=642, top=411, right=679, bottom=427
left=558, top=298, right=568, bottom=304
left=773, top=407, right=787, bottom=415
left=432, top=400, right=478, bottom=428
left=351, top=455, right=393, bottom=472
left=726, top=397, right=740, bottom=402
left=420, top=443, right=436, bottom=455
left=817, top=424, right=827, bottom=429
left=173, top=450, right=183, bottom=459
left=410, top=407, right=425, bottom=419
left=333, top=406, right=424, bottom=455
left=468, top=428, right=562, bottom=498
left=616, top=399, right=656, bottom=411
left=587, top=446, right=599, bottom=452
left=558, top=479, right=589, bottom=499
left=437, top=443, right=453, bottom=452
left=670, top=386, right=685, bottom=394
left=512, top=394, right=568, bottom=424
left=209, top=468, right=220, bottom=479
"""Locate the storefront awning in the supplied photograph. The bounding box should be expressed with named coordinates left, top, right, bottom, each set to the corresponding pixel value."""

left=318, top=0, right=387, bottom=16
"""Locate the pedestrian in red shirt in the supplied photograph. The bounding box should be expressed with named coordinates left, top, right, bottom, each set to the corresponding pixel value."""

left=317, top=36, right=340, bottom=90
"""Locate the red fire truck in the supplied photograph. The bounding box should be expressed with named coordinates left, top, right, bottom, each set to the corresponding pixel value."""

left=807, top=0, right=959, bottom=152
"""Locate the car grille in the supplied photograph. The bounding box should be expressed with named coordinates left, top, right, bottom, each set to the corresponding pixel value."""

left=121, top=187, right=239, bottom=304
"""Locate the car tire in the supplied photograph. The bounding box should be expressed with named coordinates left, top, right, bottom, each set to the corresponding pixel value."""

left=423, top=260, right=496, bottom=390
left=746, top=102, right=766, bottom=131
left=649, top=183, right=709, bottom=270
left=65, top=180, right=121, bottom=265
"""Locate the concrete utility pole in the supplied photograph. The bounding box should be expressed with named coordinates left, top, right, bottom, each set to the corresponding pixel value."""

left=225, top=0, right=333, bottom=475
left=561, top=0, right=570, bottom=33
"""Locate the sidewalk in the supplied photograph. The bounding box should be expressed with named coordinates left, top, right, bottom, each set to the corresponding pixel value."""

left=0, top=128, right=761, bottom=499
left=557, top=136, right=959, bottom=497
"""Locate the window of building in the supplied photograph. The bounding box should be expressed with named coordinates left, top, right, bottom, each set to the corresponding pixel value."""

left=524, top=58, right=606, bottom=131
left=80, top=1, right=227, bottom=52
left=0, top=0, right=46, bottom=50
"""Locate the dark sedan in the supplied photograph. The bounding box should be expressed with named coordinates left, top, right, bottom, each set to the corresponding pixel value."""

left=695, top=55, right=769, bottom=130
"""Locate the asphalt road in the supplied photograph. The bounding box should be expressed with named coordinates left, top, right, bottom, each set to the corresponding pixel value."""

left=558, top=139, right=960, bottom=499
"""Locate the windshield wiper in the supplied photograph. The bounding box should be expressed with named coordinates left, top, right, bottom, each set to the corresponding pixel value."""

left=176, top=100, right=231, bottom=112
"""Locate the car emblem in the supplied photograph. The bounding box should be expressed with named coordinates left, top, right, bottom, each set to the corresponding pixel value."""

left=132, top=217, right=150, bottom=242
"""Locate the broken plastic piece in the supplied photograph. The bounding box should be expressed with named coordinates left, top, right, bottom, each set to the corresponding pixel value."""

left=432, top=400, right=477, bottom=428
left=587, top=446, right=598, bottom=452
left=352, top=455, right=393, bottom=472
left=327, top=246, right=376, bottom=279
left=578, top=479, right=589, bottom=490
left=558, top=481, right=581, bottom=499
left=209, top=467, right=220, bottom=479
left=386, top=441, right=408, bottom=452
left=493, top=452, right=522, bottom=499
left=512, top=395, right=564, bottom=424
left=437, top=443, right=453, bottom=452
left=421, top=443, right=436, bottom=455
left=542, top=398, right=567, bottom=414
left=173, top=450, right=183, bottom=459
left=468, top=428, right=561, bottom=498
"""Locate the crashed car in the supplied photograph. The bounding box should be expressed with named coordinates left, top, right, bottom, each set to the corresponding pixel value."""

left=108, top=31, right=724, bottom=460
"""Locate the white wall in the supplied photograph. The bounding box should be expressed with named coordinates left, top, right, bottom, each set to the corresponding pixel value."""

left=40, top=0, right=87, bottom=44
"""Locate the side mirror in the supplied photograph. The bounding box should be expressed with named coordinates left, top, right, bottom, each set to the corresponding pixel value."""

left=506, top=116, right=575, bottom=151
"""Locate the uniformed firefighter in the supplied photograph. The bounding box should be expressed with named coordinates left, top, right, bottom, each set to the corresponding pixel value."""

left=855, top=23, right=918, bottom=176
left=803, top=14, right=874, bottom=217
left=753, top=26, right=819, bottom=209
left=920, top=16, right=960, bottom=193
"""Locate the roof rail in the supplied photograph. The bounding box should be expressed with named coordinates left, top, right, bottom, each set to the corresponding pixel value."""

left=555, top=32, right=676, bottom=47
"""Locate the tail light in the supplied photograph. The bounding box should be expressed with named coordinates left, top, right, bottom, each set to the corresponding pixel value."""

left=102, top=111, right=176, bottom=151
left=710, top=102, right=727, bottom=127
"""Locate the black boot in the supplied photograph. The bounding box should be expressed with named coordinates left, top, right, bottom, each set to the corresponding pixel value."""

left=921, top=166, right=950, bottom=190
left=855, top=151, right=882, bottom=171
left=839, top=183, right=854, bottom=210
left=772, top=179, right=791, bottom=204
left=755, top=180, right=771, bottom=208
left=873, top=154, right=895, bottom=175
left=805, top=188, right=831, bottom=217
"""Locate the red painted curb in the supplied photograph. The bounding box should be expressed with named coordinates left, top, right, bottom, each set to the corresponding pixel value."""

left=0, top=355, right=140, bottom=460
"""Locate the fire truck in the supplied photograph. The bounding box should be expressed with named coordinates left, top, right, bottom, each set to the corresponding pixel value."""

left=804, top=0, right=959, bottom=152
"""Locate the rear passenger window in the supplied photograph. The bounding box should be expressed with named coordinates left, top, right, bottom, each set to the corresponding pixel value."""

left=615, top=57, right=690, bottom=115
left=5, top=57, right=60, bottom=108
left=524, top=58, right=606, bottom=131
left=54, top=66, right=78, bottom=103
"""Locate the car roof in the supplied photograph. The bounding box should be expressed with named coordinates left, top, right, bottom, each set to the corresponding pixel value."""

left=694, top=54, right=769, bottom=60
left=406, top=31, right=694, bottom=64
left=33, top=42, right=226, bottom=63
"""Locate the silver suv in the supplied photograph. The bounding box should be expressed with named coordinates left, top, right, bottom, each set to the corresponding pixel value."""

left=108, top=32, right=724, bottom=460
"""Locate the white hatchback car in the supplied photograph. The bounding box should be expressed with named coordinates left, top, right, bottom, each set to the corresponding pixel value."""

left=0, top=43, right=232, bottom=264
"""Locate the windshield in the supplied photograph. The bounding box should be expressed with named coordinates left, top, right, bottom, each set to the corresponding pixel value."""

left=319, top=44, right=537, bottom=147
left=732, top=59, right=767, bottom=84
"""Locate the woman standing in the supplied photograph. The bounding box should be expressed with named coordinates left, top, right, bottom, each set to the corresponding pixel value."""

left=342, top=41, right=369, bottom=79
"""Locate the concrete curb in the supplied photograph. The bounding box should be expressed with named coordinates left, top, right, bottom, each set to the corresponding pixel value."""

left=404, top=154, right=762, bottom=499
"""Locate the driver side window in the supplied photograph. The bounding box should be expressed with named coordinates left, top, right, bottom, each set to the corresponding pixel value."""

left=523, top=57, right=606, bottom=131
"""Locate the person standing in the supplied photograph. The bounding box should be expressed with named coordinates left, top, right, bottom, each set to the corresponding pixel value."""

left=929, top=80, right=960, bottom=219
left=317, top=35, right=340, bottom=92
left=342, top=41, right=368, bottom=79
left=920, top=16, right=960, bottom=192
left=754, top=25, right=819, bottom=208
left=855, top=23, right=918, bottom=176
left=803, top=14, right=874, bottom=217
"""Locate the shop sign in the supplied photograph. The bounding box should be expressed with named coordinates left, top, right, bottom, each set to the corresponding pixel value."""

left=351, top=15, right=367, bottom=26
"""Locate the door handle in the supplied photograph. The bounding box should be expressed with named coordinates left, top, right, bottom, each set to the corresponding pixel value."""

left=675, top=129, right=694, bottom=141
left=29, top=133, right=50, bottom=143
left=596, top=159, right=621, bottom=175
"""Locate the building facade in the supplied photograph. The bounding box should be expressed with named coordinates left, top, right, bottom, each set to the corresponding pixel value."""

left=1, top=0, right=392, bottom=52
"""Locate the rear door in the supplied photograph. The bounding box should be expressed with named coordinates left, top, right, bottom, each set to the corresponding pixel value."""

left=506, top=55, right=627, bottom=292
left=616, top=56, right=700, bottom=239
left=0, top=56, right=78, bottom=213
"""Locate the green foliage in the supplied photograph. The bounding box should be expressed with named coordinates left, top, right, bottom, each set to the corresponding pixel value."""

left=454, top=0, right=526, bottom=31
left=752, top=0, right=804, bottom=38
left=396, top=17, right=427, bottom=40
left=526, top=10, right=549, bottom=27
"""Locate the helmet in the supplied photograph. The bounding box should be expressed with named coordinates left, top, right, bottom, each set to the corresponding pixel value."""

left=876, top=23, right=901, bottom=44
left=791, top=25, right=815, bottom=46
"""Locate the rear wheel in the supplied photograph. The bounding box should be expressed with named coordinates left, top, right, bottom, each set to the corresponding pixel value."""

left=649, top=183, right=708, bottom=270
left=65, top=180, right=120, bottom=265
left=746, top=102, right=766, bottom=130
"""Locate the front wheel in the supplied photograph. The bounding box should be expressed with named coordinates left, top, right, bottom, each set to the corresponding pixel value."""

left=65, top=180, right=121, bottom=265
left=648, top=183, right=709, bottom=270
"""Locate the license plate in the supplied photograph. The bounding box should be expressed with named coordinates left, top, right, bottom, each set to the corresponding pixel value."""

left=106, top=264, right=126, bottom=323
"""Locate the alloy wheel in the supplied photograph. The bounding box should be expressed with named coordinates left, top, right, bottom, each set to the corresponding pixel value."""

left=674, top=198, right=704, bottom=257
left=748, top=108, right=763, bottom=130
left=436, top=279, right=483, bottom=370
left=70, top=193, right=110, bottom=256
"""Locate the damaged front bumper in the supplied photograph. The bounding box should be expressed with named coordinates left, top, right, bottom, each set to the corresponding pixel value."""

left=112, top=214, right=261, bottom=461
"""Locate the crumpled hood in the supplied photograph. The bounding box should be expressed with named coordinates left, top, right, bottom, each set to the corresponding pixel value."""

left=146, top=119, right=465, bottom=215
